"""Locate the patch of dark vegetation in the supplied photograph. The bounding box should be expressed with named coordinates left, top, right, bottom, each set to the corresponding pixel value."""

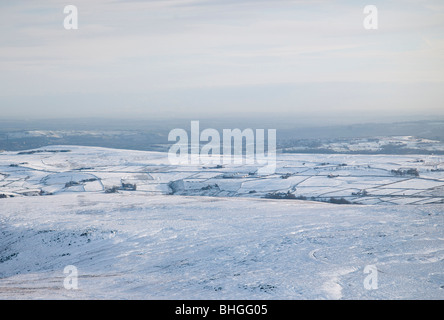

left=105, top=182, right=137, bottom=193
left=327, top=197, right=353, bottom=204
left=241, top=283, right=277, bottom=293
left=201, top=184, right=219, bottom=191
left=37, top=229, right=55, bottom=234
left=105, top=186, right=119, bottom=193
left=65, top=181, right=80, bottom=188
left=121, top=182, right=136, bottom=191
left=264, top=191, right=296, bottom=199
left=167, top=181, right=178, bottom=195
left=0, top=252, right=18, bottom=263
left=65, top=178, right=98, bottom=188
left=17, top=149, right=71, bottom=155
left=391, top=168, right=419, bottom=177
left=352, top=189, right=368, bottom=196
left=263, top=193, right=358, bottom=205
left=222, top=173, right=248, bottom=179
left=202, top=164, right=224, bottom=169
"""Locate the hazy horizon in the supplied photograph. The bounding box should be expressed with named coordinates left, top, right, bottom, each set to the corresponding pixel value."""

left=1, top=0, right=444, bottom=123
left=1, top=113, right=444, bottom=129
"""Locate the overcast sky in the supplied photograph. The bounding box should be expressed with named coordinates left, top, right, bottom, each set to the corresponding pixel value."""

left=1, top=0, right=443, bottom=124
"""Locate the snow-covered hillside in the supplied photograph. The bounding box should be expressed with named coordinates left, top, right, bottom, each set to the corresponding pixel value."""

left=281, top=136, right=444, bottom=154
left=1, top=193, right=443, bottom=299
left=0, top=146, right=443, bottom=299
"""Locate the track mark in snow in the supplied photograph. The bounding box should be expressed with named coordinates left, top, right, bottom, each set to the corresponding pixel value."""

left=321, top=267, right=357, bottom=300
left=309, top=248, right=330, bottom=264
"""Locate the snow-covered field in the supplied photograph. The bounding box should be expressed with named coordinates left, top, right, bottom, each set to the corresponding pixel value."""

left=1, top=193, right=443, bottom=299
left=0, top=146, right=443, bottom=299
left=1, top=145, right=443, bottom=204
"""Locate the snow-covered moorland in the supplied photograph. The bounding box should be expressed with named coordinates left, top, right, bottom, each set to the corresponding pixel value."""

left=1, top=145, right=443, bottom=205
left=0, top=146, right=443, bottom=299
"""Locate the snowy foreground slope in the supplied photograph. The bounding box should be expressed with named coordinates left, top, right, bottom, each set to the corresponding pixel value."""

left=0, top=146, right=443, bottom=299
left=0, top=194, right=443, bottom=299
